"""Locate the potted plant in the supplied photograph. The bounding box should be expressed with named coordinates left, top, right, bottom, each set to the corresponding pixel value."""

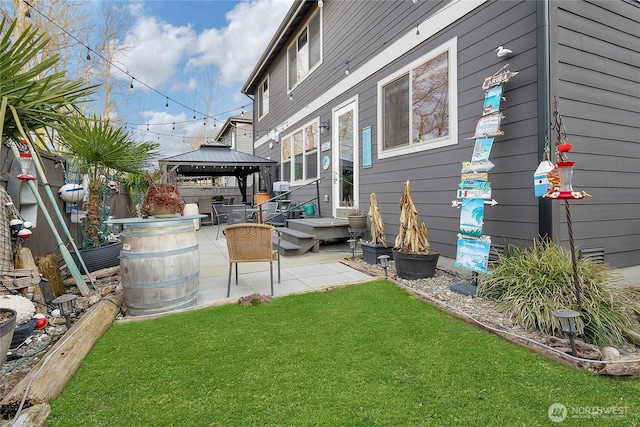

left=392, top=180, right=440, bottom=279
left=0, top=308, right=17, bottom=367
left=346, top=207, right=368, bottom=229
left=56, top=115, right=159, bottom=271
left=141, top=179, right=185, bottom=217
left=360, top=193, right=393, bottom=264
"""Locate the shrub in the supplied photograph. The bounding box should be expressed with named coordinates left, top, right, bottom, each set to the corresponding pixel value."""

left=477, top=240, right=638, bottom=348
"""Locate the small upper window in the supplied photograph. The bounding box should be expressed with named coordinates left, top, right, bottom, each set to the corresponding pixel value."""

left=378, top=38, right=458, bottom=159
left=258, top=76, right=269, bottom=119
left=288, top=12, right=321, bottom=91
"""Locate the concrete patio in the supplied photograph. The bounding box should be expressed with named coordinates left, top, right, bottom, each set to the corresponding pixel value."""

left=194, top=222, right=372, bottom=307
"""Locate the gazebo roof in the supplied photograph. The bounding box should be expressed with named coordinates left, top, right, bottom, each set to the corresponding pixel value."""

left=158, top=142, right=276, bottom=178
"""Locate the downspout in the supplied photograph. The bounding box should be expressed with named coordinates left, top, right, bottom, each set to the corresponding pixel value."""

left=537, top=0, right=552, bottom=239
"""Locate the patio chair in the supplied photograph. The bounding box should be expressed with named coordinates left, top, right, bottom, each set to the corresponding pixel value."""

left=212, top=203, right=229, bottom=239
left=224, top=223, right=281, bottom=297
left=198, top=197, right=214, bottom=226
left=225, top=204, right=248, bottom=225
left=264, top=201, right=287, bottom=227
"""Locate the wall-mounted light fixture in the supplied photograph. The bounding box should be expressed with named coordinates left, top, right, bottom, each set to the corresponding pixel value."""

left=319, top=120, right=331, bottom=136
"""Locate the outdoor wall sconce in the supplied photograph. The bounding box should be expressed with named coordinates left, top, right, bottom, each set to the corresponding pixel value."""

left=52, top=294, right=77, bottom=329
left=552, top=309, right=581, bottom=357
left=348, top=239, right=357, bottom=260
left=319, top=120, right=330, bottom=136
left=378, top=255, right=390, bottom=277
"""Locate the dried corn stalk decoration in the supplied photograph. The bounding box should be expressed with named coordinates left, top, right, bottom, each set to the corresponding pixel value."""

left=394, top=180, right=430, bottom=253
left=368, top=193, right=387, bottom=246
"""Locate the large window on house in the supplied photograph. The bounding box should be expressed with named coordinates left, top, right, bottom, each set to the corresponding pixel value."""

left=287, top=12, right=321, bottom=91
left=258, top=76, right=269, bottom=119
left=281, top=121, right=319, bottom=184
left=378, top=38, right=457, bottom=158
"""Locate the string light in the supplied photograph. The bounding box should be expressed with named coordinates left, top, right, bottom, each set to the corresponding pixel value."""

left=416, top=25, right=420, bottom=38
left=165, top=97, right=169, bottom=109
left=129, top=78, right=134, bottom=90
left=86, top=47, right=91, bottom=60
left=344, top=60, right=350, bottom=75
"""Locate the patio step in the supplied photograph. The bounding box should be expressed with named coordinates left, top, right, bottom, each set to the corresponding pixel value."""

left=286, top=218, right=350, bottom=241
left=274, top=227, right=320, bottom=256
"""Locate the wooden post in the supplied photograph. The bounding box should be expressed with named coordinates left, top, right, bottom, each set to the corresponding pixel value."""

left=35, top=253, right=65, bottom=297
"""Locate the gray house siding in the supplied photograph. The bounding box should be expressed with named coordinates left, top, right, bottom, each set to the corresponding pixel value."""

left=550, top=0, right=640, bottom=268
left=250, top=0, right=639, bottom=270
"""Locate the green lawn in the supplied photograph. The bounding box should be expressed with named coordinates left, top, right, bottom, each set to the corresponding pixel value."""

left=49, top=281, right=639, bottom=426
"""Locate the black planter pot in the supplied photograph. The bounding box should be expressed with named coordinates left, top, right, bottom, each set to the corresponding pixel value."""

left=392, top=249, right=440, bottom=279
left=71, top=241, right=121, bottom=273
left=1, top=308, right=17, bottom=366
left=360, top=242, right=394, bottom=265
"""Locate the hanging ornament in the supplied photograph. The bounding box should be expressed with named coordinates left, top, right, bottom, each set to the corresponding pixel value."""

left=59, top=183, right=86, bottom=203
left=17, top=228, right=32, bottom=240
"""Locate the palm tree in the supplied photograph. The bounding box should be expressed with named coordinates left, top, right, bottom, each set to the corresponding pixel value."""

left=56, top=115, right=159, bottom=248
left=0, top=18, right=95, bottom=147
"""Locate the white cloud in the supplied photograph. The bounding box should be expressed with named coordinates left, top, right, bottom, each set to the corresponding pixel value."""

left=116, top=0, right=291, bottom=90
left=188, top=0, right=293, bottom=86
left=115, top=16, right=197, bottom=88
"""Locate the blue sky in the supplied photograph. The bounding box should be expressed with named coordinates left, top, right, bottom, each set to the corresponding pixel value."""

left=88, top=0, right=293, bottom=159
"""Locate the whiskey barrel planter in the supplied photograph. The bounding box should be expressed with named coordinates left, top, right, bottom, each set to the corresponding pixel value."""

left=392, top=249, right=440, bottom=280
left=117, top=217, right=200, bottom=316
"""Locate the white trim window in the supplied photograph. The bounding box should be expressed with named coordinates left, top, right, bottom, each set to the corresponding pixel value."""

left=258, top=76, right=269, bottom=119
left=281, top=120, right=319, bottom=184
left=287, top=11, right=322, bottom=91
left=377, top=38, right=458, bottom=159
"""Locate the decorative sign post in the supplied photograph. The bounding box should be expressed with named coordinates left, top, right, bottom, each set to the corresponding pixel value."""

left=450, top=66, right=518, bottom=296
left=541, top=96, right=590, bottom=309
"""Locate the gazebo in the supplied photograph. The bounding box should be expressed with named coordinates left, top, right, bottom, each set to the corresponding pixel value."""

left=158, top=142, right=276, bottom=203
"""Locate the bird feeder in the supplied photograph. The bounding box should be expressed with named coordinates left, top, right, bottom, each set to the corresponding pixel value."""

left=16, top=151, right=36, bottom=181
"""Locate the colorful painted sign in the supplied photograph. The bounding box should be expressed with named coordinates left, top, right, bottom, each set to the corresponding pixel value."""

left=461, top=160, right=495, bottom=173
left=473, top=113, right=504, bottom=138
left=455, top=238, right=491, bottom=273
left=459, top=198, right=484, bottom=238
left=461, top=172, right=488, bottom=184
left=471, top=137, right=494, bottom=162
left=482, top=69, right=519, bottom=90
left=456, top=188, right=492, bottom=199
left=483, top=85, right=503, bottom=116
